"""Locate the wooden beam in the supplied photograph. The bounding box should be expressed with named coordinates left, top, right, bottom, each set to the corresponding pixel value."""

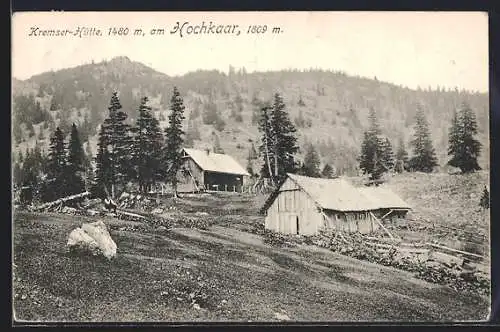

left=379, top=209, right=394, bottom=221
left=426, top=242, right=485, bottom=260
left=370, top=211, right=397, bottom=241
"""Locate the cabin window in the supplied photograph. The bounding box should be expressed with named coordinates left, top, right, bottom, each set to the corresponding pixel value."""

left=296, top=216, right=300, bottom=235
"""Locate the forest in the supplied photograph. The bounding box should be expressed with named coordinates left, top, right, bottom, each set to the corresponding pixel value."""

left=11, top=56, right=489, bottom=204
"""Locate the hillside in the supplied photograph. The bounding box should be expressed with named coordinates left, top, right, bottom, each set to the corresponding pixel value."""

left=11, top=56, right=490, bottom=175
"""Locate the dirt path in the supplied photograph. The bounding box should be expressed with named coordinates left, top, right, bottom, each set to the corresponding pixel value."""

left=12, top=212, right=489, bottom=322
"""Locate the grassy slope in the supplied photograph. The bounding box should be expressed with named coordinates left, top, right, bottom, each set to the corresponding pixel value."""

left=346, top=171, right=490, bottom=255
left=13, top=176, right=491, bottom=323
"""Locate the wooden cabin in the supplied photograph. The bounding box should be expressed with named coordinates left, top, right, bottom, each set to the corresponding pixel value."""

left=176, top=148, right=250, bottom=193
left=261, top=173, right=411, bottom=236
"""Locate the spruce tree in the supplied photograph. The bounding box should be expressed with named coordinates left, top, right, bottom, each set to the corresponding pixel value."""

left=258, top=104, right=275, bottom=182
left=47, top=127, right=67, bottom=198
left=66, top=123, right=85, bottom=195
left=359, top=107, right=385, bottom=182
left=302, top=143, right=321, bottom=177
left=395, top=137, right=409, bottom=173
left=163, top=87, right=186, bottom=197
left=101, top=92, right=132, bottom=197
left=93, top=125, right=112, bottom=198
left=381, top=137, right=395, bottom=171
left=321, top=163, right=335, bottom=178
left=448, top=102, right=482, bottom=173
left=131, top=97, right=164, bottom=193
left=269, top=93, right=299, bottom=182
left=480, top=186, right=489, bottom=209
left=409, top=107, right=438, bottom=172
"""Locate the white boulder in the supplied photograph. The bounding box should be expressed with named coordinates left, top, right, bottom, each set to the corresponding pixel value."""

left=67, top=220, right=117, bottom=259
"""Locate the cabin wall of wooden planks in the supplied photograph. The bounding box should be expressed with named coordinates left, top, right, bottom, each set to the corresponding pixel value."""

left=264, top=178, right=323, bottom=235
left=264, top=177, right=382, bottom=236
left=177, top=157, right=204, bottom=193
left=323, top=210, right=379, bottom=234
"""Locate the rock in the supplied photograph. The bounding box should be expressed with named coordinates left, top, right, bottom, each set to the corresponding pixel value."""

left=274, top=312, right=290, bottom=321
left=67, top=220, right=117, bottom=259
left=156, top=226, right=167, bottom=232
left=152, top=208, right=164, bottom=215
left=193, top=303, right=201, bottom=310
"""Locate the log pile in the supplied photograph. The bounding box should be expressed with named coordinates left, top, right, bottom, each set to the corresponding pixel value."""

left=258, top=228, right=489, bottom=296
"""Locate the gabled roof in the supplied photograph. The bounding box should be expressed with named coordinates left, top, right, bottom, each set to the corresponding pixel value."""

left=262, top=173, right=411, bottom=213
left=358, top=186, right=411, bottom=210
left=182, top=148, right=250, bottom=176
left=287, top=173, right=377, bottom=212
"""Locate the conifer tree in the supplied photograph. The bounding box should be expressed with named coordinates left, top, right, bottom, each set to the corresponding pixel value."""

left=302, top=143, right=321, bottom=177
left=395, top=137, right=409, bottom=173
left=93, top=126, right=112, bottom=198
left=480, top=186, right=489, bottom=209
left=131, top=97, right=164, bottom=193
left=47, top=127, right=67, bottom=198
left=409, top=107, right=438, bottom=172
left=163, top=87, right=186, bottom=198
left=269, top=93, right=299, bottom=182
left=101, top=92, right=132, bottom=197
left=66, top=123, right=85, bottom=195
left=358, top=107, right=385, bottom=182
left=448, top=102, right=482, bottom=173
left=381, top=137, right=395, bottom=171
left=321, top=163, right=335, bottom=178
left=258, top=104, right=275, bottom=182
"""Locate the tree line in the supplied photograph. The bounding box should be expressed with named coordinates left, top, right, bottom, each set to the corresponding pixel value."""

left=93, top=88, right=186, bottom=199
left=253, top=96, right=483, bottom=189
left=13, top=87, right=188, bottom=204
left=358, top=101, right=482, bottom=184
left=13, top=88, right=484, bottom=205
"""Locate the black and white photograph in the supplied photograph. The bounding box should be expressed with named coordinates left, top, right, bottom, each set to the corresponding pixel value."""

left=11, top=11, right=490, bottom=322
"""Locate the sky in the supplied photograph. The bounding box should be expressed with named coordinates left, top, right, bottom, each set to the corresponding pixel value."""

left=12, top=11, right=489, bottom=92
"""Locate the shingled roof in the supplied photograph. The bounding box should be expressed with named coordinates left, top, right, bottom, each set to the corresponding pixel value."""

left=182, top=148, right=250, bottom=176
left=261, top=173, right=411, bottom=213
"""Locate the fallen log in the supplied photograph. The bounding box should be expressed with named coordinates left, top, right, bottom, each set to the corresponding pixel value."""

left=116, top=209, right=148, bottom=221
left=33, top=191, right=90, bottom=211
left=427, top=243, right=485, bottom=261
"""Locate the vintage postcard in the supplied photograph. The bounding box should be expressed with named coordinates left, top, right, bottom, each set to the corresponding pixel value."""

left=11, top=11, right=490, bottom=323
